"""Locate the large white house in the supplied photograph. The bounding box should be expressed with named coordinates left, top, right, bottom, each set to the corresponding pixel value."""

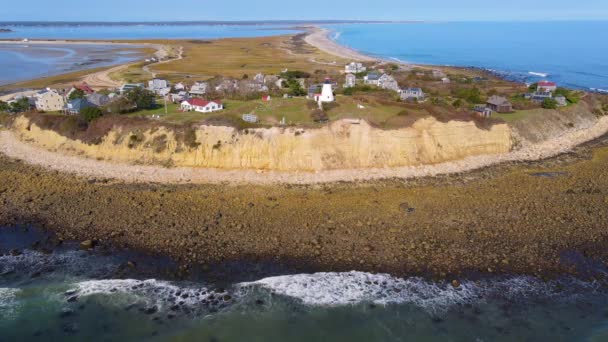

left=34, top=89, right=65, bottom=112
left=181, top=99, right=223, bottom=113
left=189, top=81, right=208, bottom=96
left=345, top=62, right=366, bottom=74
left=378, top=74, right=400, bottom=92
left=400, top=88, right=426, bottom=101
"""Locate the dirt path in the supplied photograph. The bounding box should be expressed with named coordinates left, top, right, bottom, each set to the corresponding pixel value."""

left=82, top=44, right=180, bottom=88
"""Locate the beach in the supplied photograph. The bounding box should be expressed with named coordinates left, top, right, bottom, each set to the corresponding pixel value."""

left=304, top=27, right=378, bottom=62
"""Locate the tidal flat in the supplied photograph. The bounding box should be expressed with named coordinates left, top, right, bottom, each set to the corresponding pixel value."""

left=1, top=132, right=608, bottom=280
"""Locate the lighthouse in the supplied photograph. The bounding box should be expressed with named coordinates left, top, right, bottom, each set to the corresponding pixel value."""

left=319, top=78, right=335, bottom=103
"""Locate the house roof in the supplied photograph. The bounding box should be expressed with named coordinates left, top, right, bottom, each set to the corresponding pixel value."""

left=487, top=95, right=511, bottom=106
left=86, top=93, right=109, bottom=106
left=538, top=81, right=556, bottom=87
left=74, top=82, right=95, bottom=94
left=68, top=98, right=91, bottom=111
left=185, top=98, right=221, bottom=107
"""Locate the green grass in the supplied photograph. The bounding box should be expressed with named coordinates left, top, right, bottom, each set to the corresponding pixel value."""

left=493, top=108, right=546, bottom=123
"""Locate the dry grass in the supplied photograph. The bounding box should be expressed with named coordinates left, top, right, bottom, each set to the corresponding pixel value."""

left=150, top=35, right=348, bottom=80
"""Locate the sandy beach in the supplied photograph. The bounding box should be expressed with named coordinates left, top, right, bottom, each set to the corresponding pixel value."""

left=304, top=27, right=378, bottom=62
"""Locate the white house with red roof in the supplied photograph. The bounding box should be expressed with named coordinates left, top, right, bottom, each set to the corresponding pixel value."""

left=181, top=98, right=223, bottom=113
left=537, top=81, right=557, bottom=93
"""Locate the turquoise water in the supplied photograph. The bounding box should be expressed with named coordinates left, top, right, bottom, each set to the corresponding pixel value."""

left=327, top=22, right=608, bottom=91
left=2, top=226, right=608, bottom=341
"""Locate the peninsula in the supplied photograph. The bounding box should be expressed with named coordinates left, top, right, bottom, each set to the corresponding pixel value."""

left=1, top=27, right=608, bottom=280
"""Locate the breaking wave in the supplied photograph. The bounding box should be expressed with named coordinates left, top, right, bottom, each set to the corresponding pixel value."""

left=240, top=271, right=603, bottom=314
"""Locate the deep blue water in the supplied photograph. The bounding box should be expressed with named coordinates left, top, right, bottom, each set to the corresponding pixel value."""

left=327, top=22, right=608, bottom=91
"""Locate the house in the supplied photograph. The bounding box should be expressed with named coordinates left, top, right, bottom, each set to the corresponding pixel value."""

left=34, top=89, right=65, bottom=112
left=170, top=91, right=189, bottom=103
left=119, top=83, right=144, bottom=94
left=254, top=73, right=266, bottom=84
left=345, top=62, right=366, bottom=74
left=65, top=98, right=92, bottom=115
left=215, top=79, right=239, bottom=92
left=400, top=88, right=425, bottom=102
left=555, top=95, right=568, bottom=107
left=474, top=104, right=493, bottom=118
left=378, top=74, right=400, bottom=92
left=148, top=78, right=171, bottom=95
left=180, top=99, right=223, bottom=113
left=537, top=81, right=557, bottom=93
left=486, top=95, right=513, bottom=113
left=242, top=114, right=258, bottom=123
left=432, top=70, right=447, bottom=79
left=307, top=85, right=320, bottom=99
left=262, top=95, right=271, bottom=102
left=530, top=91, right=553, bottom=103
left=441, top=77, right=451, bottom=84
left=86, top=93, right=110, bottom=107
left=66, top=82, right=95, bottom=98
left=189, top=81, right=208, bottom=96
left=174, top=82, right=186, bottom=91
left=364, top=71, right=381, bottom=85
left=344, top=73, right=356, bottom=88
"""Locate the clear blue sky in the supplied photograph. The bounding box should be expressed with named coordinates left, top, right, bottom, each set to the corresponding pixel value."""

left=1, top=0, right=607, bottom=22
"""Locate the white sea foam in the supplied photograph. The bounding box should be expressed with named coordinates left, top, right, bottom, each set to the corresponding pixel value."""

left=0, top=288, right=20, bottom=319
left=72, top=279, right=230, bottom=313
left=239, top=271, right=600, bottom=314
left=529, top=71, right=549, bottom=77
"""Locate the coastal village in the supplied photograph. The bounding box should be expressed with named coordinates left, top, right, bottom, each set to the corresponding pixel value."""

left=0, top=50, right=583, bottom=129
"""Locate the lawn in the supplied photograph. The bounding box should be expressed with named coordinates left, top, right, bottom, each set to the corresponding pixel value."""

left=493, top=108, right=546, bottom=123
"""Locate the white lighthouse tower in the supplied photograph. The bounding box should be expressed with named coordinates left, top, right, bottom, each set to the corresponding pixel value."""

left=319, top=78, right=335, bottom=103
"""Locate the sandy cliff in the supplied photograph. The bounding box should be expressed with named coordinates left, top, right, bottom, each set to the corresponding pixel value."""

left=11, top=116, right=512, bottom=171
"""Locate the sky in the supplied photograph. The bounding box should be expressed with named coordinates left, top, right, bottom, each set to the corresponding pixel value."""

left=1, top=0, right=607, bottom=22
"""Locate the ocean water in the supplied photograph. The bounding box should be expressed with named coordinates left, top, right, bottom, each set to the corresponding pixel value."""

left=0, top=24, right=299, bottom=86
left=327, top=22, right=608, bottom=91
left=0, top=43, right=143, bottom=86
left=0, top=24, right=298, bottom=40
left=1, top=226, right=608, bottom=341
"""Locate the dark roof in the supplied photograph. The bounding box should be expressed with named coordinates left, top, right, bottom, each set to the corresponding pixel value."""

left=487, top=95, right=511, bottom=106
left=86, top=93, right=110, bottom=107
left=67, top=98, right=92, bottom=112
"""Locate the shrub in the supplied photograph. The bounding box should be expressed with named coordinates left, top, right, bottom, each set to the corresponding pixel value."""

left=68, top=89, right=86, bottom=101
left=80, top=107, right=103, bottom=123
left=542, top=98, right=558, bottom=109
left=310, top=109, right=328, bottom=123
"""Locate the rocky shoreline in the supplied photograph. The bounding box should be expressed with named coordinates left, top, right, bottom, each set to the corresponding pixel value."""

left=2, top=132, right=608, bottom=281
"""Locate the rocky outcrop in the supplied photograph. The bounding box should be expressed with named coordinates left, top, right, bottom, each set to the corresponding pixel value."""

left=11, top=116, right=512, bottom=171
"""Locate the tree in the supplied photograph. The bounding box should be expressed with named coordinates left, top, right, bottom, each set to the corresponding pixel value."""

left=68, top=89, right=86, bottom=101
left=80, top=107, right=103, bottom=123
left=0, top=101, right=9, bottom=112
left=9, top=97, right=30, bottom=113
left=125, top=88, right=156, bottom=110
left=528, top=83, right=538, bottom=92
left=542, top=98, right=558, bottom=109
left=106, top=97, right=137, bottom=114
left=287, top=79, right=306, bottom=96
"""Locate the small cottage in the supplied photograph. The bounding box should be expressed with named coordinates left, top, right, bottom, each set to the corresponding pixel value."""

left=486, top=96, right=513, bottom=113
left=181, top=99, right=223, bottom=113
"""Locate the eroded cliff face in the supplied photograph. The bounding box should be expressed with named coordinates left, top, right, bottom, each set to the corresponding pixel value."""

left=11, top=116, right=512, bottom=171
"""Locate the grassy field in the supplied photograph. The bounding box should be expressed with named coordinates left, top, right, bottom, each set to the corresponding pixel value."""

left=150, top=35, right=348, bottom=80
left=125, top=94, right=439, bottom=128
left=493, top=108, right=547, bottom=123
